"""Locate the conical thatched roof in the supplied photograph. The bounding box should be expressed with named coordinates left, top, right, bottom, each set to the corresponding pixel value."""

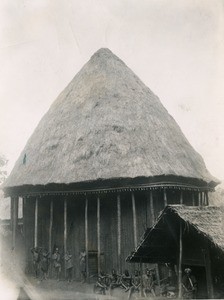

left=4, top=48, right=218, bottom=189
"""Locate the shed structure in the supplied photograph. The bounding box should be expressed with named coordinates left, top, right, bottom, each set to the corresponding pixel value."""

left=127, top=205, right=224, bottom=299
left=3, top=48, right=219, bottom=279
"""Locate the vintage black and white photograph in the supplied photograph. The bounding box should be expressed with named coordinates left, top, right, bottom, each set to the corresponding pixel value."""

left=0, top=1, right=224, bottom=299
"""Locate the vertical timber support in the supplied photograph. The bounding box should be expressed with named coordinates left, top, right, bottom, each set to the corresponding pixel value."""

left=49, top=199, right=53, bottom=277
left=205, top=191, right=209, bottom=206
left=49, top=200, right=53, bottom=253
left=204, top=244, right=214, bottom=298
left=12, top=196, right=19, bottom=250
left=117, top=194, right=121, bottom=273
left=132, top=192, right=137, bottom=248
left=178, top=221, right=183, bottom=299
left=97, top=196, right=101, bottom=275
left=10, top=197, right=14, bottom=230
left=164, top=189, right=167, bottom=207
left=192, top=192, right=195, bottom=206
left=180, top=190, right=183, bottom=205
left=85, top=197, right=89, bottom=281
left=34, top=198, right=39, bottom=248
left=149, top=190, right=155, bottom=225
left=64, top=198, right=67, bottom=278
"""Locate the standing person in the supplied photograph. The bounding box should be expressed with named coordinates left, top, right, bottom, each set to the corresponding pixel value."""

left=142, top=269, right=156, bottom=297
left=31, top=247, right=40, bottom=278
left=40, top=249, right=50, bottom=281
left=128, top=270, right=141, bottom=299
left=52, top=248, right=61, bottom=281
left=79, top=250, right=86, bottom=283
left=182, top=268, right=197, bottom=299
left=64, top=250, right=73, bottom=282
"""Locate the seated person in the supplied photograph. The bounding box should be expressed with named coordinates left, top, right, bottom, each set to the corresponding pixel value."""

left=93, top=271, right=108, bottom=295
left=128, top=270, right=141, bottom=299
left=121, top=270, right=132, bottom=292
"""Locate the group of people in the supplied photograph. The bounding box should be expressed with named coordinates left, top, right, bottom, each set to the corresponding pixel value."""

left=93, top=267, right=197, bottom=299
left=94, top=268, right=156, bottom=299
left=31, top=247, right=86, bottom=283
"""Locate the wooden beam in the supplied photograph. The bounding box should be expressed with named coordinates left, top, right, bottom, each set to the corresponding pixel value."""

left=64, top=198, right=67, bottom=277
left=34, top=198, right=38, bottom=248
left=85, top=197, right=89, bottom=281
left=178, top=221, right=183, bottom=298
left=97, top=196, right=101, bottom=274
left=117, top=194, right=121, bottom=273
left=132, top=192, right=137, bottom=248
left=180, top=190, right=183, bottom=205
left=164, top=189, right=167, bottom=207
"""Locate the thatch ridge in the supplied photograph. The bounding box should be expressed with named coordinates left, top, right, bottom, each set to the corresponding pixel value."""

left=4, top=48, right=218, bottom=189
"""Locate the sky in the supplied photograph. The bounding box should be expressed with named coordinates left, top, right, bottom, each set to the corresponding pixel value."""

left=0, top=0, right=224, bottom=181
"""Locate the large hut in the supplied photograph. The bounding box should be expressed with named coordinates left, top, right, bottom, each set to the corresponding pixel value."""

left=3, top=48, right=218, bottom=278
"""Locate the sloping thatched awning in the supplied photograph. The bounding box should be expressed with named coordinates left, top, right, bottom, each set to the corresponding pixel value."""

left=127, top=205, right=224, bottom=264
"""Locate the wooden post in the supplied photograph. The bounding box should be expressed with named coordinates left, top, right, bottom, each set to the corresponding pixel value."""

left=64, top=198, right=67, bottom=278
left=205, top=191, right=209, bottom=206
left=164, top=189, right=167, bottom=207
left=34, top=198, right=38, bottom=248
left=12, top=197, right=18, bottom=250
left=140, top=259, right=143, bottom=297
left=132, top=192, right=137, bottom=248
left=149, top=190, right=155, bottom=225
left=49, top=200, right=53, bottom=253
left=178, top=221, right=183, bottom=299
left=180, top=190, right=183, bottom=205
left=198, top=192, right=202, bottom=206
left=117, top=194, right=121, bottom=273
left=49, top=199, right=53, bottom=277
left=97, top=196, right=101, bottom=275
left=85, top=197, right=89, bottom=281
left=10, top=197, right=14, bottom=230
left=204, top=244, right=214, bottom=298
left=192, top=192, right=195, bottom=206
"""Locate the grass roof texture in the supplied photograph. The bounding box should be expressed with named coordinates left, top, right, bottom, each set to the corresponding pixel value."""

left=4, top=48, right=218, bottom=188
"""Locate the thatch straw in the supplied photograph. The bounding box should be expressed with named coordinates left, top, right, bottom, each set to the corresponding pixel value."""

left=4, top=48, right=218, bottom=188
left=169, top=205, right=224, bottom=250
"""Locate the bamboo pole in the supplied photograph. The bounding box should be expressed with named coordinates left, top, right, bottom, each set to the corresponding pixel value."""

left=117, top=194, right=121, bottom=273
left=85, top=197, right=89, bottom=281
left=178, top=221, right=183, bottom=299
left=64, top=198, right=67, bottom=278
left=164, top=189, right=167, bottom=207
left=97, top=196, right=101, bottom=275
left=34, top=198, right=39, bottom=248
left=132, top=192, right=137, bottom=248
